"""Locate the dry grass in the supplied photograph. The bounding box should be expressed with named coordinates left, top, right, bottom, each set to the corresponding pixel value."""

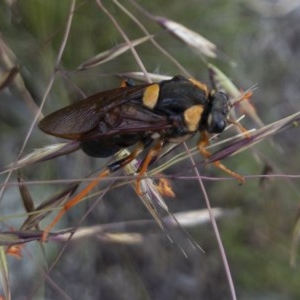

left=0, top=1, right=300, bottom=299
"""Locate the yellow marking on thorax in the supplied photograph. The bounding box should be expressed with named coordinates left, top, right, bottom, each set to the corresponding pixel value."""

left=142, top=83, right=160, bottom=109
left=188, top=78, right=209, bottom=96
left=184, top=105, right=204, bottom=132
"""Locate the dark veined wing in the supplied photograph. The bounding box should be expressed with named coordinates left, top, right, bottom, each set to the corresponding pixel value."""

left=38, top=84, right=150, bottom=139
left=78, top=103, right=171, bottom=141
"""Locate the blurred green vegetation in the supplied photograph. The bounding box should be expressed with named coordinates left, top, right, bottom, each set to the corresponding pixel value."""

left=1, top=0, right=300, bottom=299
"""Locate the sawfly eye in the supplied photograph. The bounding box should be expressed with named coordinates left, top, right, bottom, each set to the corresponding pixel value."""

left=212, top=119, right=226, bottom=133
left=207, top=114, right=226, bottom=133
left=207, top=92, right=229, bottom=133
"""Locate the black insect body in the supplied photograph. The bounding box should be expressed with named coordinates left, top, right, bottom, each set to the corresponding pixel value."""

left=39, top=75, right=244, bottom=240
left=39, top=75, right=229, bottom=159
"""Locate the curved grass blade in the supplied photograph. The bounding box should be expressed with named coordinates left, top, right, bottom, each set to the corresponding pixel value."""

left=155, top=17, right=217, bottom=58
left=52, top=208, right=237, bottom=244
left=0, top=66, right=19, bottom=93
left=290, top=215, right=300, bottom=267
left=0, top=246, right=10, bottom=300
left=77, top=35, right=153, bottom=70
left=117, top=72, right=171, bottom=83
left=207, top=111, right=300, bottom=163
left=20, top=183, right=79, bottom=231
left=2, top=141, right=80, bottom=174
left=118, top=149, right=205, bottom=256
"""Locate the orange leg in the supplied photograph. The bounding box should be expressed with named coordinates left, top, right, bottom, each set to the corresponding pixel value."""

left=42, top=142, right=145, bottom=242
left=227, top=118, right=251, bottom=138
left=157, top=178, right=175, bottom=198
left=6, top=242, right=24, bottom=259
left=136, top=140, right=163, bottom=195
left=198, top=130, right=245, bottom=184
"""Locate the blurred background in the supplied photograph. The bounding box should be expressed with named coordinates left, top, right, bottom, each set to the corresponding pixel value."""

left=1, top=0, right=300, bottom=299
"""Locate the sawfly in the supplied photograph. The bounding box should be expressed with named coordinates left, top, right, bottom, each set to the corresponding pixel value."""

left=38, top=75, right=245, bottom=240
